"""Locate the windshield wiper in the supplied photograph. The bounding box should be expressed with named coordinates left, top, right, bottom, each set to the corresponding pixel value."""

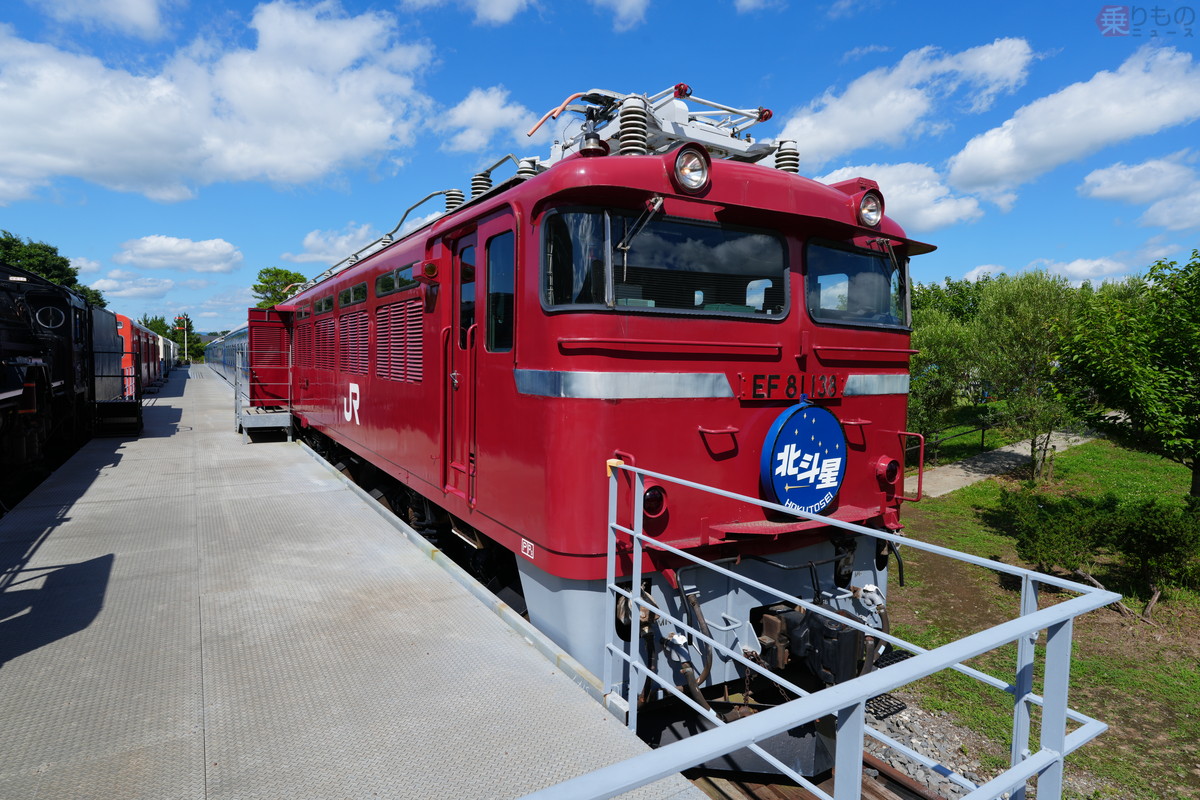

left=615, top=195, right=664, bottom=254
left=613, top=195, right=664, bottom=290
left=868, top=237, right=900, bottom=275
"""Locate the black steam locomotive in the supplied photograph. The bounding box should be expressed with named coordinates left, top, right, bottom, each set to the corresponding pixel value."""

left=0, top=262, right=125, bottom=508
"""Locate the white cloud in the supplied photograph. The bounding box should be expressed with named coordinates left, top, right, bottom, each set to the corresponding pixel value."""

left=1079, top=153, right=1200, bottom=231
left=283, top=223, right=381, bottom=264
left=71, top=256, right=102, bottom=274
left=201, top=286, right=256, bottom=313
left=34, top=0, right=167, bottom=39
left=949, top=46, right=1200, bottom=195
left=475, top=0, right=529, bottom=23
left=817, top=163, right=982, bottom=232
left=963, top=265, right=1006, bottom=281
left=735, top=0, right=783, bottom=11
left=841, top=45, right=891, bottom=64
left=0, top=2, right=432, bottom=204
left=1079, top=154, right=1194, bottom=204
left=114, top=235, right=244, bottom=273
left=780, top=38, right=1033, bottom=171
left=1136, top=235, right=1180, bottom=263
left=441, top=86, right=539, bottom=153
left=1142, top=184, right=1200, bottom=231
left=90, top=274, right=176, bottom=298
left=1033, top=257, right=1127, bottom=281
left=399, top=0, right=530, bottom=24
left=591, top=0, right=649, bottom=30
left=827, top=0, right=880, bottom=18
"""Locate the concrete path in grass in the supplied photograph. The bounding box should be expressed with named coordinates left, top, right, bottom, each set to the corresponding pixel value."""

left=919, top=431, right=1093, bottom=498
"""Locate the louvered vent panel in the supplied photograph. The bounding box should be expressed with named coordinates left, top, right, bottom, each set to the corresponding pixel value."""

left=402, top=299, right=423, bottom=383
left=251, top=326, right=286, bottom=366
left=375, top=302, right=421, bottom=382
left=339, top=311, right=368, bottom=374
left=375, top=304, right=393, bottom=379
left=315, top=318, right=336, bottom=371
left=296, top=325, right=313, bottom=367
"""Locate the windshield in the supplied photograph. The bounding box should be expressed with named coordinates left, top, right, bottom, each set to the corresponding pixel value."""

left=805, top=240, right=909, bottom=328
left=543, top=209, right=787, bottom=317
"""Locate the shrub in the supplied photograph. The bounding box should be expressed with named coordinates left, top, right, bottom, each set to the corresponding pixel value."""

left=999, top=489, right=1120, bottom=574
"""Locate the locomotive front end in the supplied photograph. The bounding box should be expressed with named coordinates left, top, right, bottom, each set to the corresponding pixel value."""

left=507, top=90, right=934, bottom=776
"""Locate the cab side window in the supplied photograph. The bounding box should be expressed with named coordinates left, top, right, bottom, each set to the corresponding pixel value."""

left=486, top=231, right=515, bottom=352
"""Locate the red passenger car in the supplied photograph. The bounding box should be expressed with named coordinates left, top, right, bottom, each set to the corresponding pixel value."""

left=249, top=86, right=934, bottom=773
left=115, top=313, right=157, bottom=398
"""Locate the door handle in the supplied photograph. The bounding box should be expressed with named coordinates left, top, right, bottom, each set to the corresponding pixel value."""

left=450, top=370, right=460, bottom=389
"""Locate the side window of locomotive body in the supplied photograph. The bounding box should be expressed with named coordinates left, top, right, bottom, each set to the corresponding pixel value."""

left=376, top=264, right=418, bottom=297
left=805, top=241, right=909, bottom=328
left=459, top=246, right=476, bottom=349
left=542, top=209, right=786, bottom=316
left=486, top=231, right=515, bottom=352
left=338, top=285, right=367, bottom=307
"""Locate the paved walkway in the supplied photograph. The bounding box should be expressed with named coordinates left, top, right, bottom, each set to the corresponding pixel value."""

left=0, top=366, right=701, bottom=800
left=920, top=432, right=1092, bottom=498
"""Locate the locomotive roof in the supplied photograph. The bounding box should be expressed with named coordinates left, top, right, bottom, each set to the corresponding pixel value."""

left=285, top=84, right=932, bottom=300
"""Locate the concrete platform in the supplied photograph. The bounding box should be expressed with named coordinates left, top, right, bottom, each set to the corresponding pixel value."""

left=0, top=366, right=702, bottom=800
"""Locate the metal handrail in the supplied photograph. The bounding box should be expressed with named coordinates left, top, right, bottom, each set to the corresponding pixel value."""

left=519, top=462, right=1120, bottom=800
left=232, top=349, right=293, bottom=442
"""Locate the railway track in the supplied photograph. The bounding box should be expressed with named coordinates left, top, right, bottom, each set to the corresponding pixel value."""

left=690, top=752, right=948, bottom=800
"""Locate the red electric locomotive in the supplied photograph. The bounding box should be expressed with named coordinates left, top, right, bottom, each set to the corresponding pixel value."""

left=251, top=85, right=933, bottom=773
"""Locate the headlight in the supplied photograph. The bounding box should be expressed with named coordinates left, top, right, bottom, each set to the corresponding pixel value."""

left=858, top=192, right=884, bottom=227
left=673, top=145, right=711, bottom=194
left=875, top=456, right=901, bottom=487
left=642, top=485, right=668, bottom=518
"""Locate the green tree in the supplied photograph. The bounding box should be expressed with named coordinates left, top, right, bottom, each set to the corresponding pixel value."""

left=907, top=307, right=977, bottom=438
left=911, top=274, right=995, bottom=321
left=1064, top=252, right=1200, bottom=497
left=973, top=271, right=1079, bottom=480
left=252, top=267, right=307, bottom=308
left=138, top=314, right=169, bottom=337
left=0, top=229, right=107, bottom=307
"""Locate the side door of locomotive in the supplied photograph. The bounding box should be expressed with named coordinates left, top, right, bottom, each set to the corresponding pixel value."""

left=445, top=232, right=478, bottom=501
left=444, top=211, right=517, bottom=505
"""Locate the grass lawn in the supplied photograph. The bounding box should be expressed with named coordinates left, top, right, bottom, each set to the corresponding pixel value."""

left=890, top=439, right=1200, bottom=799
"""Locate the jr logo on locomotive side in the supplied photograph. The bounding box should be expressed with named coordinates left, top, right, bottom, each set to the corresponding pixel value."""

left=343, top=383, right=361, bottom=425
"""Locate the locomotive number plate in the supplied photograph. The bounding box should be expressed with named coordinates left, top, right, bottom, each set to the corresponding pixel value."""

left=739, top=373, right=840, bottom=401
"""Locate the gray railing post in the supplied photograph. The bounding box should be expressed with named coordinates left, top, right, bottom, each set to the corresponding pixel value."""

left=603, top=464, right=621, bottom=702
left=626, top=472, right=646, bottom=735
left=1039, top=618, right=1074, bottom=799
left=1010, top=575, right=1039, bottom=800
left=834, top=701, right=866, bottom=800
left=234, top=350, right=242, bottom=434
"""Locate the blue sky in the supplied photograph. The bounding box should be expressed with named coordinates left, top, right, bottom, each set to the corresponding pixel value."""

left=2, top=0, right=1198, bottom=333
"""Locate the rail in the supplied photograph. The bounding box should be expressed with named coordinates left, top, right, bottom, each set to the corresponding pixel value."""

left=232, top=350, right=292, bottom=443
left=91, top=349, right=143, bottom=434
left=519, top=463, right=1120, bottom=800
